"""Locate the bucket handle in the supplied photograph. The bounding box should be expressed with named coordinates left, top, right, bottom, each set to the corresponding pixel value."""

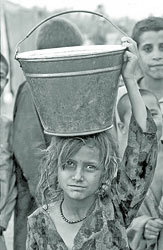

left=15, top=9, right=128, bottom=57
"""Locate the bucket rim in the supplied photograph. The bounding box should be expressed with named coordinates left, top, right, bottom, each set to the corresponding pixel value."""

left=44, top=124, right=114, bottom=136
left=15, top=44, right=125, bottom=60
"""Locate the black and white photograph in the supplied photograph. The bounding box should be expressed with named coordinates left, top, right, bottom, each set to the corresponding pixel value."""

left=1, top=0, right=163, bottom=249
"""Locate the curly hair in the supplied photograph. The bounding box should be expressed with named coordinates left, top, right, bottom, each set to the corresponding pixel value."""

left=36, top=131, right=119, bottom=207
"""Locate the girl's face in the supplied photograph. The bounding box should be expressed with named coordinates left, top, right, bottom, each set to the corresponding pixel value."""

left=58, top=145, right=103, bottom=202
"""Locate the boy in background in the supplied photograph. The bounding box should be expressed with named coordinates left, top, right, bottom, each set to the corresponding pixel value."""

left=112, top=16, right=163, bottom=249
left=116, top=88, right=162, bottom=157
left=132, top=16, right=163, bottom=141
left=0, top=53, right=17, bottom=250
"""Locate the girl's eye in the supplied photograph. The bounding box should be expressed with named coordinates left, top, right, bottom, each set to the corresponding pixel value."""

left=64, top=160, right=75, bottom=169
left=85, top=165, right=97, bottom=171
left=143, top=45, right=153, bottom=53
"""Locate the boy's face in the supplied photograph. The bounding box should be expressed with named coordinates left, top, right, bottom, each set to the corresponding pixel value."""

left=143, top=95, right=163, bottom=140
left=138, top=30, right=163, bottom=80
left=0, top=62, right=8, bottom=96
left=117, top=105, right=131, bottom=158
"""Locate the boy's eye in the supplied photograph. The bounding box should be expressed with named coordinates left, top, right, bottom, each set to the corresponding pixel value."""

left=143, top=45, right=153, bottom=53
left=150, top=110, right=159, bottom=117
left=159, top=43, right=163, bottom=51
left=151, top=112, right=158, bottom=117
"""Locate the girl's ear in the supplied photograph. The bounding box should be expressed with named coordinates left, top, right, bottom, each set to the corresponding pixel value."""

left=117, top=122, right=128, bottom=135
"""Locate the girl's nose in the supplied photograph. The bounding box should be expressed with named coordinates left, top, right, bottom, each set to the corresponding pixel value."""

left=72, top=167, right=83, bottom=181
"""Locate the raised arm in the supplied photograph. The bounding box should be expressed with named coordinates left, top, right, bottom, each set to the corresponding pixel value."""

left=111, top=38, right=158, bottom=227
left=121, top=37, right=147, bottom=131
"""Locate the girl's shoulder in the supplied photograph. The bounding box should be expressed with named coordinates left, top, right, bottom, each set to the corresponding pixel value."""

left=28, top=202, right=59, bottom=223
left=28, top=206, right=46, bottom=220
left=27, top=205, right=50, bottom=225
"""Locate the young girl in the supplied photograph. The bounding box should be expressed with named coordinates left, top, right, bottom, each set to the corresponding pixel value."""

left=26, top=37, right=158, bottom=250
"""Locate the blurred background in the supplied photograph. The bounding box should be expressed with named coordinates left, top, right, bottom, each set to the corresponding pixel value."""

left=1, top=0, right=163, bottom=119
left=0, top=1, right=163, bottom=249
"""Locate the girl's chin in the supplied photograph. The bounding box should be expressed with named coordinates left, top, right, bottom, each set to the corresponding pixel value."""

left=64, top=192, right=94, bottom=201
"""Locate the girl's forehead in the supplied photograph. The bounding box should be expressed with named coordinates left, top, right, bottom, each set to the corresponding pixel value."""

left=76, top=144, right=99, bottom=154
left=71, top=144, right=100, bottom=162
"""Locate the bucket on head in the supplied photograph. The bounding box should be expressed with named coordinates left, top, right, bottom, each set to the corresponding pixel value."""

left=15, top=10, right=127, bottom=136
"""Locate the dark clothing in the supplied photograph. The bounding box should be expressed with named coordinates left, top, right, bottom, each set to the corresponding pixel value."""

left=13, top=82, right=51, bottom=250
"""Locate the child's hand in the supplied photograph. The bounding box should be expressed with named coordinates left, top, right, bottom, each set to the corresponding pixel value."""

left=144, top=218, right=163, bottom=240
left=121, top=37, right=139, bottom=83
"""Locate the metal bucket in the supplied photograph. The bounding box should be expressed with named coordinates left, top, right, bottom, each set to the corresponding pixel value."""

left=15, top=10, right=127, bottom=136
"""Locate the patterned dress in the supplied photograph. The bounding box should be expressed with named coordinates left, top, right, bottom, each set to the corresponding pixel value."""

left=26, top=111, right=158, bottom=250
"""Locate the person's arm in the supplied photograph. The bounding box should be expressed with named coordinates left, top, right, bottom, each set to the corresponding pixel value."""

left=127, top=186, right=163, bottom=249
left=127, top=143, right=163, bottom=248
left=127, top=216, right=162, bottom=250
left=127, top=215, right=151, bottom=250
left=121, top=37, right=147, bottom=131
left=0, top=162, right=17, bottom=231
left=0, top=142, right=11, bottom=233
left=110, top=38, right=158, bottom=227
left=112, top=111, right=157, bottom=227
left=0, top=118, right=17, bottom=231
left=13, top=82, right=47, bottom=197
